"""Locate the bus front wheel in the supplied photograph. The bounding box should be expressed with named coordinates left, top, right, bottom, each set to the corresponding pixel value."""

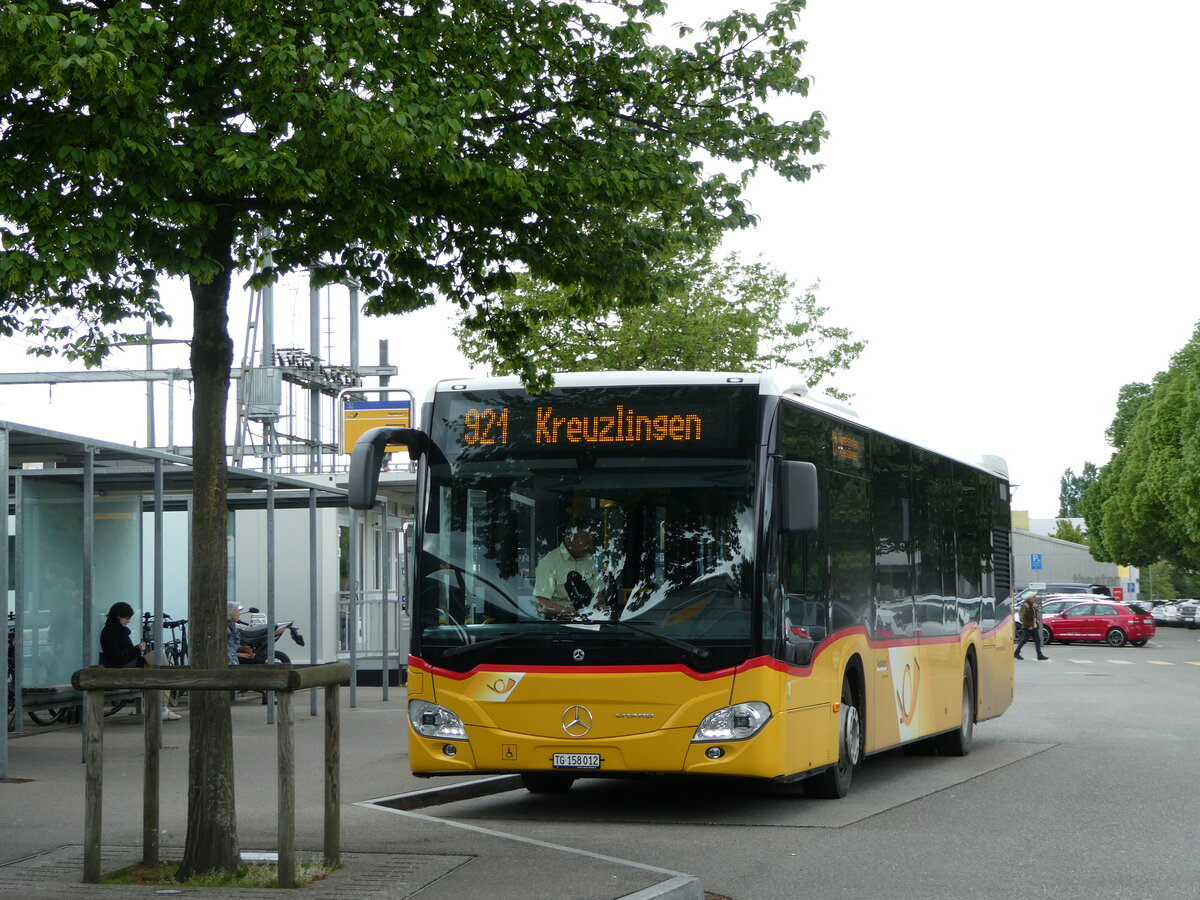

left=804, top=677, right=862, bottom=799
left=521, top=772, right=575, bottom=794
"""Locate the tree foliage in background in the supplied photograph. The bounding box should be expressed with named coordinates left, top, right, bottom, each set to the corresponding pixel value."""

left=456, top=251, right=864, bottom=394
left=1105, top=381, right=1154, bottom=449
left=1057, top=462, right=1098, bottom=517
left=0, top=0, right=824, bottom=875
left=1081, top=322, right=1200, bottom=569
left=1049, top=519, right=1088, bottom=545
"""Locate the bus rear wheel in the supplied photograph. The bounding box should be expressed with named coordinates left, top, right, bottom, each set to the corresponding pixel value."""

left=935, top=663, right=975, bottom=757
left=520, top=772, right=575, bottom=794
left=804, top=677, right=862, bottom=799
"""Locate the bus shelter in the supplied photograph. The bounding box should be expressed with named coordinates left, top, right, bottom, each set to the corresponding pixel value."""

left=2, top=420, right=348, bottom=777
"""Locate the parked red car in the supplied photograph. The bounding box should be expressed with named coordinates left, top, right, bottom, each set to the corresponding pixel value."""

left=1041, top=601, right=1156, bottom=648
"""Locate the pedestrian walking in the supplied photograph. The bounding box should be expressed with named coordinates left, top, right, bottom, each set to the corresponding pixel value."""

left=1014, top=592, right=1049, bottom=661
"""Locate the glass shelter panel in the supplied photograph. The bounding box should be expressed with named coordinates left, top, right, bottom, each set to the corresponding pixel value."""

left=19, top=481, right=142, bottom=688
left=20, top=481, right=83, bottom=688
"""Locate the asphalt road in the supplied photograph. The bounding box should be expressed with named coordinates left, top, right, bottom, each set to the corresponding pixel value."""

left=370, top=625, right=1200, bottom=900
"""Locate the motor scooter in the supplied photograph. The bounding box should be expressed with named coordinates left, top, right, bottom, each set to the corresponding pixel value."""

left=235, top=610, right=305, bottom=665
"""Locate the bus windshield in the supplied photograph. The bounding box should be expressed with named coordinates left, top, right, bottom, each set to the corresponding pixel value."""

left=414, top=383, right=761, bottom=672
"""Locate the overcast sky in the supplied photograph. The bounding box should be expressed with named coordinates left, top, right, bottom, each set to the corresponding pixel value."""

left=3, top=1, right=1197, bottom=518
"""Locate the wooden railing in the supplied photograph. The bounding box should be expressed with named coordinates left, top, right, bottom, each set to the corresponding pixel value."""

left=71, top=663, right=351, bottom=888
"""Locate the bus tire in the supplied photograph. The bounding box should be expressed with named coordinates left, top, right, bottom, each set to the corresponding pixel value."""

left=804, top=676, right=862, bottom=799
left=935, top=662, right=975, bottom=757
left=520, top=772, right=575, bottom=794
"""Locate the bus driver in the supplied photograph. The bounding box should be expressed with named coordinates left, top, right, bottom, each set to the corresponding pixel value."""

left=533, top=522, right=607, bottom=619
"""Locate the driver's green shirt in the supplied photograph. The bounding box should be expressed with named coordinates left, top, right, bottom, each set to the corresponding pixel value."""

left=533, top=544, right=603, bottom=604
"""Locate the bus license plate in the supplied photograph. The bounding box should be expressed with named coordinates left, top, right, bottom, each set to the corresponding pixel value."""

left=552, top=753, right=601, bottom=769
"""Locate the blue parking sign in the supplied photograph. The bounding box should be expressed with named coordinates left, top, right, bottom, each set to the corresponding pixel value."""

left=1031, top=553, right=1043, bottom=570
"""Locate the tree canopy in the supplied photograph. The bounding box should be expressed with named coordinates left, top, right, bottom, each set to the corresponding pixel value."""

left=1057, top=462, right=1097, bottom=517
left=1048, top=519, right=1087, bottom=546
left=1081, top=322, right=1200, bottom=569
left=1, top=0, right=825, bottom=369
left=455, top=251, right=864, bottom=393
left=1105, top=381, right=1154, bottom=449
left=0, top=0, right=826, bottom=876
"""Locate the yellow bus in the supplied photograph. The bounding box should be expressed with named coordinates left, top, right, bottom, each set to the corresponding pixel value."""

left=349, top=371, right=1014, bottom=798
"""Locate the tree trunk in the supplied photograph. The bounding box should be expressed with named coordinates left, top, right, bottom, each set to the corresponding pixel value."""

left=177, top=217, right=240, bottom=879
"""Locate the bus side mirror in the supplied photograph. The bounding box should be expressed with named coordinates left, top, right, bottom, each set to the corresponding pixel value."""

left=780, top=461, right=819, bottom=532
left=348, top=427, right=429, bottom=509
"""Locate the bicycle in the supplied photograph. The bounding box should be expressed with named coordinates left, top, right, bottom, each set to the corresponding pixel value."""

left=160, top=614, right=190, bottom=705
left=8, top=611, right=71, bottom=727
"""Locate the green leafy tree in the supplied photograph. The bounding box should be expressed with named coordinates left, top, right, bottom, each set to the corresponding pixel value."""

left=1058, top=462, right=1098, bottom=517
left=1105, top=381, right=1154, bottom=449
left=1082, top=323, right=1200, bottom=570
left=0, top=0, right=824, bottom=875
left=1145, top=561, right=1184, bottom=601
left=456, top=252, right=865, bottom=394
left=1049, top=519, right=1088, bottom=545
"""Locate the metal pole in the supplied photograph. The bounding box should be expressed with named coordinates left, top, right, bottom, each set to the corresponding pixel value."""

left=266, top=478, right=276, bottom=724
left=310, top=277, right=322, bottom=473
left=154, top=459, right=164, bottom=741
left=262, top=231, right=275, bottom=368
left=348, top=510, right=358, bottom=708
left=81, top=447, right=95, bottom=764
left=167, top=370, right=177, bottom=454
left=0, top=426, right=8, bottom=777
left=145, top=321, right=155, bottom=448
left=349, top=284, right=360, bottom=376
left=309, top=489, right=319, bottom=717
left=381, top=502, right=389, bottom=701
left=12, top=472, right=24, bottom=733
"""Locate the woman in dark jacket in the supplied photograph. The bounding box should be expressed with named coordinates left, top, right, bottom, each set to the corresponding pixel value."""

left=99, top=601, right=147, bottom=668
left=99, top=601, right=180, bottom=720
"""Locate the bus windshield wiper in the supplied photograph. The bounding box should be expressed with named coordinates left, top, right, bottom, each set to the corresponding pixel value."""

left=607, top=620, right=710, bottom=659
left=440, top=632, right=527, bottom=659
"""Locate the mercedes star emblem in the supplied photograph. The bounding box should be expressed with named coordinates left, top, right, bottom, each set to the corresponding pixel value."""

left=562, top=705, right=593, bottom=737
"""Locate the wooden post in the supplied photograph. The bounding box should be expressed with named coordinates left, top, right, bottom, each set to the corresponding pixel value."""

left=72, top=662, right=349, bottom=888
left=143, top=688, right=161, bottom=866
left=276, top=689, right=296, bottom=889
left=323, top=682, right=340, bottom=865
left=83, top=688, right=104, bottom=883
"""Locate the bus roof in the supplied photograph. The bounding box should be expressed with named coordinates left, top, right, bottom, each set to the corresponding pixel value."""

left=424, top=370, right=1008, bottom=481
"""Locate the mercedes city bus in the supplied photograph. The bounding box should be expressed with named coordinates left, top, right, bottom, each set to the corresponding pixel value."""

left=348, top=371, right=1014, bottom=797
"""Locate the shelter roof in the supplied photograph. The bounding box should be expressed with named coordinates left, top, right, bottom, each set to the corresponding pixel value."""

left=2, top=420, right=348, bottom=509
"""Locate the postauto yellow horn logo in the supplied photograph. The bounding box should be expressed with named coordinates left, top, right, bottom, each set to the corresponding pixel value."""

left=888, top=649, right=923, bottom=739
left=476, top=672, right=524, bottom=702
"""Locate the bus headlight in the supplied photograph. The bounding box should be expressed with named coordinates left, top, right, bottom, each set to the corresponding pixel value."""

left=409, top=699, right=467, bottom=740
left=692, top=701, right=771, bottom=742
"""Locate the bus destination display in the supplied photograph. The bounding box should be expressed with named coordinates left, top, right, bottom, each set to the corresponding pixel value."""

left=463, top=405, right=704, bottom=447
left=442, top=386, right=755, bottom=459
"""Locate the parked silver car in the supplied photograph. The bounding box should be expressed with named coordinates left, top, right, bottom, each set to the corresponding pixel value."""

left=1152, top=601, right=1185, bottom=627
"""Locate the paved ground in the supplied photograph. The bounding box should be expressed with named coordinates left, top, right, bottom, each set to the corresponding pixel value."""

left=0, top=688, right=700, bottom=898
